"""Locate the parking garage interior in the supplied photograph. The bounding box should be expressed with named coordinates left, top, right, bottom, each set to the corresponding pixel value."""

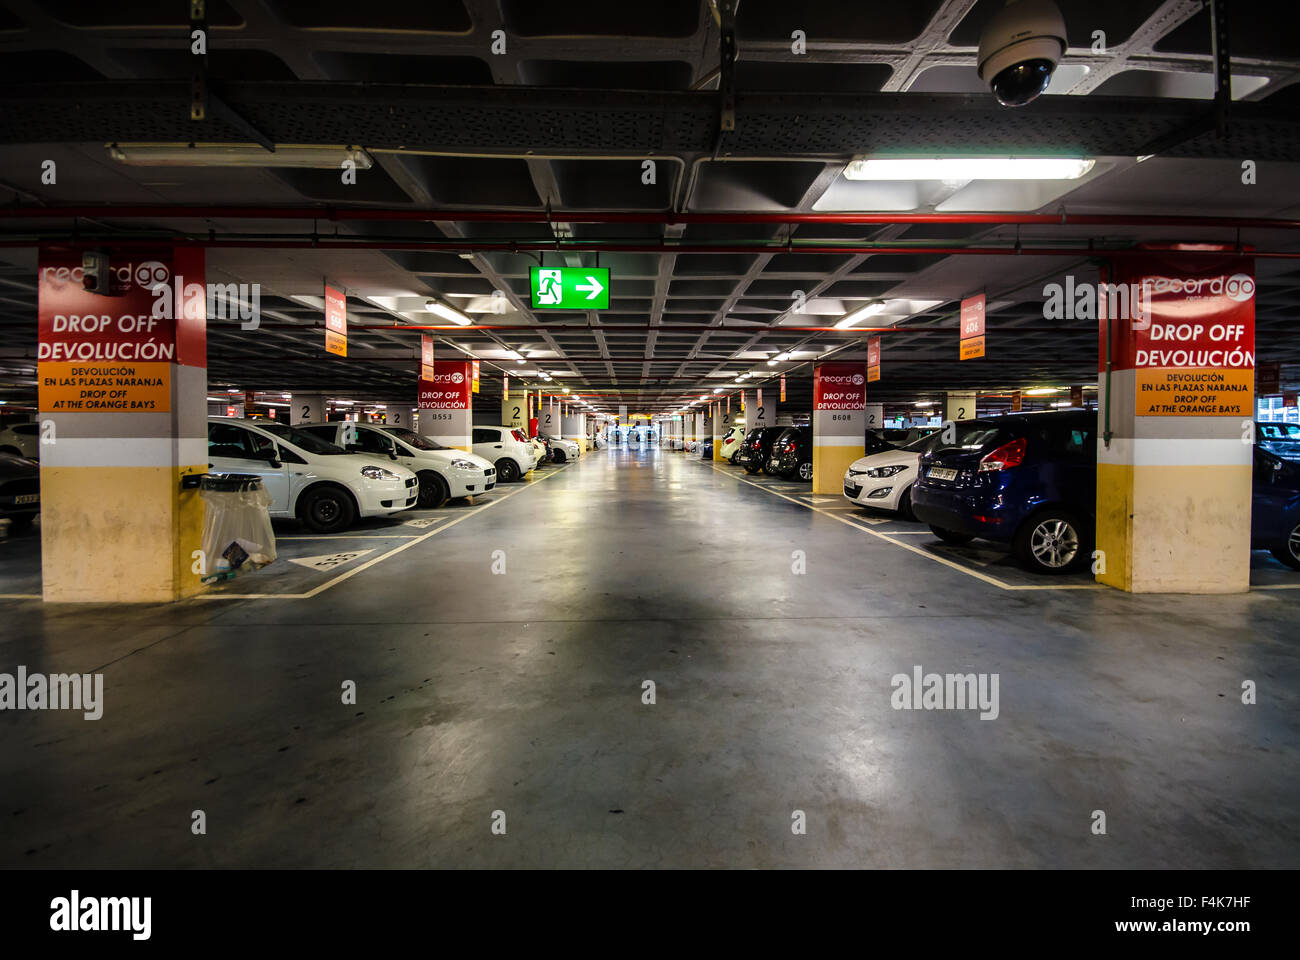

left=1, top=0, right=1299, bottom=911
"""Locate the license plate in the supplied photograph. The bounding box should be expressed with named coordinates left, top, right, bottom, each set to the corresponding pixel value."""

left=13, top=494, right=38, bottom=505
left=928, top=467, right=958, bottom=481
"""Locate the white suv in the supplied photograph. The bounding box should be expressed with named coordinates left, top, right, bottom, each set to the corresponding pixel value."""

left=206, top=418, right=418, bottom=533
left=299, top=421, right=496, bottom=508
left=472, top=426, right=536, bottom=483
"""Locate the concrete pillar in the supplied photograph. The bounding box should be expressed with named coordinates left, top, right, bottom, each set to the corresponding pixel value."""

left=713, top=402, right=730, bottom=460
left=1096, top=252, right=1255, bottom=593
left=386, top=405, right=417, bottom=430
left=502, top=390, right=526, bottom=433
left=812, top=362, right=866, bottom=496
left=944, top=392, right=977, bottom=423
left=561, top=409, right=586, bottom=450
left=539, top=396, right=559, bottom=438
left=746, top=389, right=773, bottom=429
left=865, top=402, right=884, bottom=433
left=419, top=359, right=472, bottom=451
left=37, top=245, right=207, bottom=602
left=291, top=394, right=326, bottom=425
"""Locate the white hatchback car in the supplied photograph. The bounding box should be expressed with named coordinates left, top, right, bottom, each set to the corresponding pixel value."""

left=543, top=435, right=580, bottom=463
left=0, top=422, right=40, bottom=460
left=718, top=425, right=746, bottom=463
left=842, top=432, right=941, bottom=518
left=206, top=418, right=418, bottom=533
left=298, top=421, right=496, bottom=508
left=472, top=425, right=537, bottom=483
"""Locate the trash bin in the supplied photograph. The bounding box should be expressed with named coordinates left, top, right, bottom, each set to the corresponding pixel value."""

left=199, top=474, right=277, bottom=582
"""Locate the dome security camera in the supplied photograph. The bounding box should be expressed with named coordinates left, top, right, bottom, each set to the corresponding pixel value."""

left=977, top=0, right=1068, bottom=107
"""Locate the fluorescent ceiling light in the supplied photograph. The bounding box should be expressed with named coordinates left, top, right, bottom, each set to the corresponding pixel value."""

left=109, top=143, right=374, bottom=170
left=1025, top=387, right=1059, bottom=396
left=424, top=300, right=472, bottom=325
left=835, top=302, right=888, bottom=329
left=914, top=401, right=935, bottom=407
left=844, top=157, right=1094, bottom=181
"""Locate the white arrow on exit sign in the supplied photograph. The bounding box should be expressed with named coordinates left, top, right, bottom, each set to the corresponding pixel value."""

left=577, top=276, right=605, bottom=300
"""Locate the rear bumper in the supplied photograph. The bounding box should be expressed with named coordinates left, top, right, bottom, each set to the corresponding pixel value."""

left=911, top=484, right=1015, bottom=542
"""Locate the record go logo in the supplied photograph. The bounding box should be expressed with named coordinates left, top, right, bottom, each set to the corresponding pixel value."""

left=852, top=373, right=865, bottom=386
left=1225, top=273, right=1256, bottom=302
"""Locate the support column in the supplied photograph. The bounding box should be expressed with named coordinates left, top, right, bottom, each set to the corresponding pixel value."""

left=539, top=396, right=559, bottom=438
left=746, top=389, right=773, bottom=430
left=419, top=359, right=472, bottom=451
left=944, top=392, right=977, bottom=423
left=386, top=405, right=417, bottom=431
left=290, top=394, right=326, bottom=425
left=811, top=362, right=866, bottom=496
left=502, top=390, right=526, bottom=433
left=713, top=402, right=730, bottom=460
left=37, top=245, right=207, bottom=602
left=865, top=402, right=884, bottom=433
left=561, top=408, right=586, bottom=450
left=1096, top=252, right=1255, bottom=593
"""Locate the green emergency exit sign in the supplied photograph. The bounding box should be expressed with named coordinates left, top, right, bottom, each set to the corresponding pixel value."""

left=528, top=266, right=610, bottom=310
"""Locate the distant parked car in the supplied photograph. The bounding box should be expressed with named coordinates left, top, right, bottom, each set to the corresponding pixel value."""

left=0, top=422, right=39, bottom=460
left=0, top=451, right=39, bottom=532
left=719, top=425, right=746, bottom=463
left=471, top=426, right=537, bottom=483
left=911, top=410, right=1096, bottom=574
left=544, top=435, right=580, bottom=463
left=1257, top=421, right=1300, bottom=462
left=1253, top=447, right=1300, bottom=569
left=844, top=431, right=942, bottom=517
left=700, top=439, right=714, bottom=459
left=737, top=426, right=786, bottom=475
left=767, top=426, right=813, bottom=481
left=298, top=421, right=496, bottom=508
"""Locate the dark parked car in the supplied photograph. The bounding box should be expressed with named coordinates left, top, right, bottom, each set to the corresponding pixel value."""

left=864, top=430, right=896, bottom=455
left=737, top=426, right=786, bottom=475
left=911, top=410, right=1097, bottom=574
left=700, top=439, right=713, bottom=459
left=0, top=451, right=39, bottom=532
left=1257, top=421, right=1300, bottom=462
left=767, top=426, right=813, bottom=481
left=1253, top=447, right=1300, bottom=569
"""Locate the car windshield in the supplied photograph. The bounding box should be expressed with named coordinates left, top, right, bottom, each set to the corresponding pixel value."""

left=900, top=432, right=942, bottom=453
left=1259, top=423, right=1300, bottom=441
left=255, top=420, right=347, bottom=454
left=929, top=423, right=1003, bottom=456
left=386, top=427, right=447, bottom=451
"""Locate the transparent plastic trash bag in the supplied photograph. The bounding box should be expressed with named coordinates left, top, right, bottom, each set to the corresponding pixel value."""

left=199, top=474, right=278, bottom=580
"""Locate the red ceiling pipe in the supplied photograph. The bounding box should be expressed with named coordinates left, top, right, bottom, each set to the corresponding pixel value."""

left=6, top=239, right=1296, bottom=258
left=5, top=206, right=1300, bottom=230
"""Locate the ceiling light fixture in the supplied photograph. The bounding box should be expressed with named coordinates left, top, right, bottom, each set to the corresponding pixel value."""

left=834, top=302, right=888, bottom=329
left=1024, top=387, right=1059, bottom=396
left=424, top=300, right=472, bottom=325
left=108, top=143, right=374, bottom=170
left=843, top=157, right=1094, bottom=181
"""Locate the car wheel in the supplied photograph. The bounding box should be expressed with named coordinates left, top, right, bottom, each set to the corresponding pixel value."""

left=416, top=470, right=449, bottom=509
left=796, top=461, right=813, bottom=482
left=1015, top=509, right=1089, bottom=574
left=496, top=458, right=521, bottom=483
left=298, top=485, right=356, bottom=534
left=744, top=462, right=762, bottom=475
left=929, top=524, right=975, bottom=546
left=898, top=485, right=915, bottom=520
left=729, top=451, right=741, bottom=465
left=552, top=449, right=567, bottom=464
left=7, top=513, right=35, bottom=533
left=1270, top=520, right=1300, bottom=570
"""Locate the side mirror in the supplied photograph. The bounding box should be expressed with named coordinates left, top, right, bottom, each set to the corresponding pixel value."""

left=388, top=449, right=399, bottom=460
left=255, top=448, right=281, bottom=468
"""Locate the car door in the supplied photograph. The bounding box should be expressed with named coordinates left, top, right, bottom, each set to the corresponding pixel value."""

left=1252, top=449, right=1289, bottom=544
left=206, top=422, right=291, bottom=513
left=473, top=427, right=503, bottom=461
left=355, top=425, right=411, bottom=471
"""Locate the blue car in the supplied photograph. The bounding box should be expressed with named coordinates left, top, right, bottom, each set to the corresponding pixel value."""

left=1253, top=447, right=1300, bottom=569
left=700, top=439, right=713, bottom=459
left=911, top=410, right=1097, bottom=574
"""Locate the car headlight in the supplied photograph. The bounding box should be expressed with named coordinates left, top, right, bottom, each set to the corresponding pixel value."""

left=361, top=465, right=401, bottom=480
left=866, top=464, right=908, bottom=478
left=449, top=459, right=476, bottom=470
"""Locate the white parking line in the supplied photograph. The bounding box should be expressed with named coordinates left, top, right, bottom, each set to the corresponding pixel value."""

left=197, top=465, right=571, bottom=601
left=277, top=535, right=422, bottom=540
left=708, top=463, right=1104, bottom=592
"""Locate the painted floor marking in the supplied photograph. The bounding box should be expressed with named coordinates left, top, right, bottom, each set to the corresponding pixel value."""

left=197, top=464, right=571, bottom=601
left=707, top=462, right=1104, bottom=592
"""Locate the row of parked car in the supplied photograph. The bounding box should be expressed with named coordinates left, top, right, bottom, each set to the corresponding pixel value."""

left=842, top=411, right=1300, bottom=575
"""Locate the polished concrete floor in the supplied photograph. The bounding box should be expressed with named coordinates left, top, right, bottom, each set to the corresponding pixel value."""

left=1, top=442, right=1298, bottom=868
